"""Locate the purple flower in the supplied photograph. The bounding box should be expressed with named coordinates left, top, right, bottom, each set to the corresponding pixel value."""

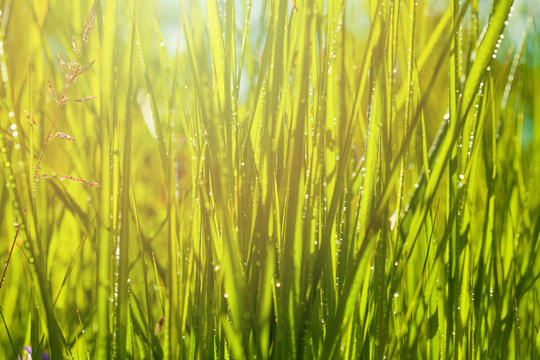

left=16, top=347, right=51, bottom=360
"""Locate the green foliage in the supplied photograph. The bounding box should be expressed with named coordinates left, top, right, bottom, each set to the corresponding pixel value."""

left=0, top=0, right=539, bottom=358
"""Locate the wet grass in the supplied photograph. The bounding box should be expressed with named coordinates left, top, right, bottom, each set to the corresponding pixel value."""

left=0, top=0, right=539, bottom=358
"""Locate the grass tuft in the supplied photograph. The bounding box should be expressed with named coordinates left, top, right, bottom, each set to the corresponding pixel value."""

left=0, top=0, right=539, bottom=358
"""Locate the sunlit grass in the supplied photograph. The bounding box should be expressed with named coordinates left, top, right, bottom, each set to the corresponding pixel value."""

left=0, top=0, right=539, bottom=358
